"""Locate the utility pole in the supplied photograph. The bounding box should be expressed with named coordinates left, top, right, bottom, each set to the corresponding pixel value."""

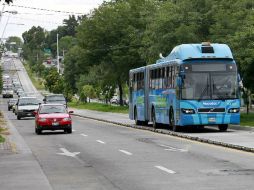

left=0, top=4, right=6, bottom=25
left=57, top=33, right=60, bottom=73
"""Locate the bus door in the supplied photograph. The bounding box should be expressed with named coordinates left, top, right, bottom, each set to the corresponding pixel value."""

left=129, top=72, right=134, bottom=119
left=133, top=71, right=146, bottom=121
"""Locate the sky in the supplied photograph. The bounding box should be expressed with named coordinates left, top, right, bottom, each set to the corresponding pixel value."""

left=0, top=0, right=106, bottom=40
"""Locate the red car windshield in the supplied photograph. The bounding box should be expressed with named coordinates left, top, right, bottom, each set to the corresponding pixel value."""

left=39, top=105, right=67, bottom=114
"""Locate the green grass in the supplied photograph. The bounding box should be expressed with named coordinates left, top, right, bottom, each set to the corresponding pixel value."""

left=240, top=113, right=254, bottom=127
left=0, top=135, right=5, bottom=143
left=23, top=63, right=45, bottom=91
left=68, top=102, right=129, bottom=114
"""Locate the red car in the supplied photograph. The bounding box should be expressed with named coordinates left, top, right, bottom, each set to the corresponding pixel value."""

left=34, top=104, right=73, bottom=134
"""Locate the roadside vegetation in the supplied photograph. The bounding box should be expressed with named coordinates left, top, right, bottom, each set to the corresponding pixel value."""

left=68, top=102, right=128, bottom=114
left=23, top=62, right=45, bottom=91
left=19, top=0, right=254, bottom=107
left=0, top=112, right=6, bottom=143
left=240, top=113, right=254, bottom=127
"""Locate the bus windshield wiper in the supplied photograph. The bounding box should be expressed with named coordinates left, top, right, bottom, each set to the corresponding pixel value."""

left=198, top=78, right=209, bottom=101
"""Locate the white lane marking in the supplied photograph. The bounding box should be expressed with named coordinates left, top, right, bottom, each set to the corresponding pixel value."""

left=155, top=165, right=176, bottom=174
left=57, top=148, right=80, bottom=157
left=72, top=129, right=76, bottom=132
left=96, top=140, right=106, bottom=144
left=159, top=144, right=188, bottom=152
left=80, top=133, right=88, bottom=137
left=119, top=149, right=133, bottom=156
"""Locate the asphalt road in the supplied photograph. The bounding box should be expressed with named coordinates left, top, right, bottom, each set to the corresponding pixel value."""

left=1, top=57, right=254, bottom=190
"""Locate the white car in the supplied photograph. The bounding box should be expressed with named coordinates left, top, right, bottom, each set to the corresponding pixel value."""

left=2, top=87, right=14, bottom=98
left=16, top=97, right=42, bottom=120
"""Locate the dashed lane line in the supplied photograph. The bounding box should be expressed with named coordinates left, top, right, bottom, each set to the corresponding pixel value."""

left=80, top=134, right=88, bottom=137
left=155, top=165, right=176, bottom=174
left=119, top=149, right=133, bottom=156
left=96, top=140, right=106, bottom=144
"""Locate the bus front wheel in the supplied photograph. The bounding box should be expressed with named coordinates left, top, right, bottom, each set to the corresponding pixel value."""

left=218, top=124, right=228, bottom=131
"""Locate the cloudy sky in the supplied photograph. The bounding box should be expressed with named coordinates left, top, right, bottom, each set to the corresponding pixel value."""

left=0, top=0, right=105, bottom=40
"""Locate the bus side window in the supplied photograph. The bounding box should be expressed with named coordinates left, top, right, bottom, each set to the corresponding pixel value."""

left=156, top=69, right=159, bottom=90
left=172, top=66, right=175, bottom=88
left=149, top=70, right=152, bottom=89
left=134, top=73, right=137, bottom=91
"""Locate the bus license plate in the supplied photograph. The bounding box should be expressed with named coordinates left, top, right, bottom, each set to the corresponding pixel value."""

left=208, top=118, right=216, bottom=122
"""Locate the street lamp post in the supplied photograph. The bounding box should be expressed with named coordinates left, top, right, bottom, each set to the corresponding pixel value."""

left=57, top=33, right=60, bottom=73
left=1, top=10, right=18, bottom=41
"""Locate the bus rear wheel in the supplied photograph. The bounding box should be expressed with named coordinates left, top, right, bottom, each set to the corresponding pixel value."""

left=170, top=108, right=179, bottom=132
left=152, top=108, right=158, bottom=129
left=134, top=108, right=142, bottom=125
left=218, top=124, right=228, bottom=131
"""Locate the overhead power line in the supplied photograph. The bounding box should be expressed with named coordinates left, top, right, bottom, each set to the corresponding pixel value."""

left=9, top=4, right=84, bottom=15
left=1, top=14, right=62, bottom=25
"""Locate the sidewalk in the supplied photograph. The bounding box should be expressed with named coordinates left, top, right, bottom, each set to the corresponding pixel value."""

left=0, top=112, right=52, bottom=190
left=71, top=108, right=254, bottom=153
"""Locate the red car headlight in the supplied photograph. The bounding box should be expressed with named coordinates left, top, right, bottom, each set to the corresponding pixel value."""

left=62, top=117, right=71, bottom=121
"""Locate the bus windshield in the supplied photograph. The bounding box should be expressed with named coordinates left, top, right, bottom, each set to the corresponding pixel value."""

left=181, top=63, right=238, bottom=100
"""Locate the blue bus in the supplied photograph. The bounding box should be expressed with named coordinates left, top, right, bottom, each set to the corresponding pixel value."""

left=129, top=42, right=240, bottom=131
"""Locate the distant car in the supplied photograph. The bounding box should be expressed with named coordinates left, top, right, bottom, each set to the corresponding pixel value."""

left=34, top=104, right=73, bottom=134
left=43, top=94, right=67, bottom=107
left=110, top=98, right=119, bottom=104
left=7, top=98, right=17, bottom=111
left=16, top=97, right=42, bottom=120
left=2, top=87, right=14, bottom=98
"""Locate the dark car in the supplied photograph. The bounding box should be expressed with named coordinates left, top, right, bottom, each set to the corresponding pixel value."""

left=34, top=104, right=73, bottom=134
left=43, top=94, right=67, bottom=107
left=7, top=98, right=17, bottom=111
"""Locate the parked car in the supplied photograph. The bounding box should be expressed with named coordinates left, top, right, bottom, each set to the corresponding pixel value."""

left=34, top=104, right=73, bottom=134
left=43, top=94, right=67, bottom=107
left=16, top=97, right=42, bottom=120
left=7, top=98, right=17, bottom=111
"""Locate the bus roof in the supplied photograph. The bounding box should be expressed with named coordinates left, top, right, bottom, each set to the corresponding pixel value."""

left=156, top=43, right=234, bottom=64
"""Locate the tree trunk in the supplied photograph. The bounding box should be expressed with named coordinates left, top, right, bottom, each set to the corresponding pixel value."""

left=119, top=83, right=123, bottom=106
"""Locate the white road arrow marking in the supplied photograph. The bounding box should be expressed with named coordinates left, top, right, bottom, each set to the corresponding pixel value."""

left=57, top=148, right=80, bottom=157
left=159, top=144, right=188, bottom=152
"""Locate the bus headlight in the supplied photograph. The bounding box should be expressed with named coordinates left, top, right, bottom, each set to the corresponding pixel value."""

left=228, top=108, right=240, bottom=113
left=181, top=108, right=195, bottom=114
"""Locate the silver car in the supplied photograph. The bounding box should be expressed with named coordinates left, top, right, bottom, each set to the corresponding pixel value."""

left=16, top=97, right=42, bottom=120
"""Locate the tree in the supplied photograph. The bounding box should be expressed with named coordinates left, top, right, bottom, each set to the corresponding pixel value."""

left=75, top=0, right=156, bottom=105
left=22, top=26, right=46, bottom=63
left=80, top=85, right=95, bottom=103
left=0, top=0, right=12, bottom=3
left=44, top=68, right=64, bottom=93
left=5, top=36, right=23, bottom=53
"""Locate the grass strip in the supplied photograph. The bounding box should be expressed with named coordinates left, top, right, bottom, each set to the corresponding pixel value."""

left=0, top=135, right=5, bottom=143
left=240, top=113, right=254, bottom=127
left=68, top=102, right=129, bottom=114
left=23, top=63, right=45, bottom=90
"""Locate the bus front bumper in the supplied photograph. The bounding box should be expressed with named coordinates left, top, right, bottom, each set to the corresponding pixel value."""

left=179, top=113, right=240, bottom=126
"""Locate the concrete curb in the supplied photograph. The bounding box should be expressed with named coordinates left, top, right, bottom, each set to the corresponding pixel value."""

left=73, top=113, right=254, bottom=154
